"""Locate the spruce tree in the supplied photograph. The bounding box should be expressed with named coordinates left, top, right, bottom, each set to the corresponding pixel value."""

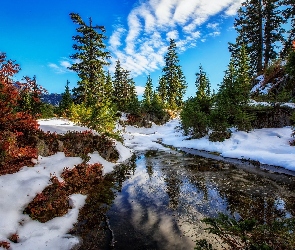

left=59, top=80, right=73, bottom=117
left=263, top=0, right=285, bottom=67
left=112, top=60, right=139, bottom=113
left=281, top=0, right=295, bottom=57
left=195, top=65, right=211, bottom=113
left=211, top=44, right=252, bottom=137
left=150, top=91, right=166, bottom=121
left=181, top=65, right=211, bottom=138
left=157, top=76, right=167, bottom=107
left=68, top=13, right=116, bottom=134
left=142, top=75, right=153, bottom=111
left=18, top=75, right=45, bottom=118
left=113, top=60, right=124, bottom=108
left=69, top=13, right=111, bottom=106
left=161, top=39, right=187, bottom=110
left=126, top=75, right=140, bottom=115
left=230, top=0, right=284, bottom=74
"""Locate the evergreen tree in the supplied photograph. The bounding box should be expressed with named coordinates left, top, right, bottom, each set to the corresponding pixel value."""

left=113, top=60, right=124, bottom=107
left=18, top=75, right=46, bottom=118
left=195, top=65, right=211, bottom=113
left=149, top=91, right=166, bottom=120
left=142, top=75, right=153, bottom=111
left=161, top=39, right=187, bottom=110
left=263, top=0, right=285, bottom=67
left=180, top=65, right=211, bottom=138
left=281, top=0, right=295, bottom=56
left=69, top=13, right=111, bottom=106
left=156, top=76, right=167, bottom=107
left=230, top=0, right=284, bottom=74
left=126, top=75, right=140, bottom=115
left=113, top=60, right=139, bottom=113
left=59, top=80, right=73, bottom=117
left=68, top=13, right=115, bottom=134
left=211, top=44, right=252, bottom=137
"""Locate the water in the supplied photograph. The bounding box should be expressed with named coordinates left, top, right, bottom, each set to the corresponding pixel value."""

left=72, top=149, right=295, bottom=249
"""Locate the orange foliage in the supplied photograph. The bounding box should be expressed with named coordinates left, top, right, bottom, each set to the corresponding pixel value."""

left=0, top=53, right=40, bottom=175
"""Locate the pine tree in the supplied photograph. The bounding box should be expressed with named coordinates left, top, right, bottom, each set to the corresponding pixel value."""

left=263, top=0, right=285, bottom=67
left=59, top=80, right=73, bottom=117
left=68, top=13, right=116, bottom=134
left=69, top=13, right=111, bottom=106
left=113, top=60, right=124, bottom=107
left=195, top=65, right=211, bottom=113
left=156, top=76, right=167, bottom=107
left=18, top=75, right=46, bottom=118
left=211, top=44, right=252, bottom=136
left=281, top=0, right=295, bottom=56
left=142, top=75, right=153, bottom=111
left=230, top=0, right=284, bottom=74
left=112, top=60, right=139, bottom=113
left=148, top=91, right=167, bottom=124
left=180, top=65, right=211, bottom=138
left=161, top=39, right=187, bottom=110
left=126, top=75, right=140, bottom=115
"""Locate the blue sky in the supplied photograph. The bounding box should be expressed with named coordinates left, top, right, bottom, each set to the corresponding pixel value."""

left=0, top=0, right=243, bottom=98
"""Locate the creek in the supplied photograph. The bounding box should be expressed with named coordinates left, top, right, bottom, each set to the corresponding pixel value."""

left=72, top=148, right=295, bottom=250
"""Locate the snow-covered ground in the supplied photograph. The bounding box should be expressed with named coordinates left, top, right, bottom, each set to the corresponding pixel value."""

left=0, top=119, right=132, bottom=250
left=0, top=117, right=294, bottom=249
left=121, top=119, right=295, bottom=171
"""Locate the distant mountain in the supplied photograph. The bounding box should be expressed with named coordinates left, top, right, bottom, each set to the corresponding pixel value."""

left=41, top=93, right=62, bottom=106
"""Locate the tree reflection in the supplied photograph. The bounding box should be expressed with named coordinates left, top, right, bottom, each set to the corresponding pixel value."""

left=70, top=154, right=137, bottom=249
left=164, top=173, right=182, bottom=209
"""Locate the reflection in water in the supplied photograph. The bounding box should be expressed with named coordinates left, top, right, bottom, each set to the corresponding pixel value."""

left=73, top=149, right=295, bottom=249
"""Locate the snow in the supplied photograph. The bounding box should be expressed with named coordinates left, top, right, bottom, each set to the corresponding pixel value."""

left=122, top=119, right=295, bottom=171
left=0, top=119, right=132, bottom=250
left=249, top=99, right=272, bottom=107
left=251, top=74, right=272, bottom=94
left=0, top=117, right=294, bottom=249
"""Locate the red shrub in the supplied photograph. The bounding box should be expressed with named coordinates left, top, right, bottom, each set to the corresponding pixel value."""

left=0, top=53, right=40, bottom=175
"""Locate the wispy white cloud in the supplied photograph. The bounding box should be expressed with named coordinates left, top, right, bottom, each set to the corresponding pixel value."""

left=60, top=60, right=71, bottom=68
left=207, top=22, right=220, bottom=30
left=110, top=27, right=126, bottom=50
left=208, top=31, right=221, bottom=37
left=108, top=0, right=243, bottom=77
left=48, top=58, right=73, bottom=74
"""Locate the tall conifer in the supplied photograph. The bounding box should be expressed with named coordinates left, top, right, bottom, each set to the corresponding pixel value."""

left=142, top=75, right=153, bottom=110
left=230, top=0, right=284, bottom=74
left=157, top=76, right=167, bottom=107
left=113, top=60, right=139, bottom=113
left=59, top=80, right=73, bottom=116
left=68, top=13, right=115, bottom=133
left=161, top=39, right=187, bottom=110
left=69, top=13, right=110, bottom=106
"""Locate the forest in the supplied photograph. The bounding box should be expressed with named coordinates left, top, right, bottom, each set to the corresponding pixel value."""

left=0, top=0, right=295, bottom=249
left=1, top=0, right=294, bottom=169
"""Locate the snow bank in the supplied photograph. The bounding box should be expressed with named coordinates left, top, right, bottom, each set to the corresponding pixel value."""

left=122, top=119, right=295, bottom=171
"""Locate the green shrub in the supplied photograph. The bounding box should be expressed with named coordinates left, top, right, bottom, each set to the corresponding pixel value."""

left=180, top=97, right=209, bottom=138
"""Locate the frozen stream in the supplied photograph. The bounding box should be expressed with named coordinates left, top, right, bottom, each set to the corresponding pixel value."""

left=72, top=148, right=295, bottom=249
